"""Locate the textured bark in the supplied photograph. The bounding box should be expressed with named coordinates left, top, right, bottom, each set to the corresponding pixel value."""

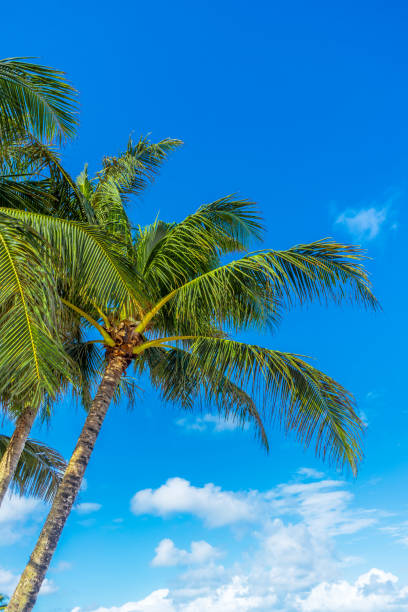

left=0, top=407, right=36, bottom=507
left=7, top=354, right=127, bottom=612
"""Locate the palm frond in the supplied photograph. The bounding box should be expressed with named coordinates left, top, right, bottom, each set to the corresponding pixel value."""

left=0, top=57, right=78, bottom=142
left=143, top=239, right=378, bottom=336
left=187, top=337, right=363, bottom=473
left=0, top=208, right=146, bottom=315
left=90, top=136, right=182, bottom=248
left=262, top=239, right=379, bottom=309
left=134, top=197, right=264, bottom=293
left=113, top=375, right=143, bottom=408
left=0, top=434, right=66, bottom=502
left=0, top=176, right=52, bottom=212
left=0, top=212, right=72, bottom=404
left=96, top=136, right=183, bottom=202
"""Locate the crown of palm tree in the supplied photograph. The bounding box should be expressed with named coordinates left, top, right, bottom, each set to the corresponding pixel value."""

left=0, top=135, right=377, bottom=472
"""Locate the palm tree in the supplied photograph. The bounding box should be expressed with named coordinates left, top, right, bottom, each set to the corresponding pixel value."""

left=6, top=140, right=378, bottom=609
left=0, top=594, right=8, bottom=610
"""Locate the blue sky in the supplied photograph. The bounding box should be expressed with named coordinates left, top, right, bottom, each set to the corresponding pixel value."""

left=1, top=1, right=408, bottom=610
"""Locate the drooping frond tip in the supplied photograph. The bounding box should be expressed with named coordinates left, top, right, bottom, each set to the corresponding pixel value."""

left=273, top=239, right=379, bottom=311
left=141, top=344, right=269, bottom=450
left=188, top=338, right=363, bottom=474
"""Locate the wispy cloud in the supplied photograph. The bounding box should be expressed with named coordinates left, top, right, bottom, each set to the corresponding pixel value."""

left=74, top=502, right=102, bottom=515
left=335, top=207, right=388, bottom=240
left=381, top=521, right=408, bottom=547
left=0, top=494, right=45, bottom=546
left=131, top=475, right=375, bottom=536
left=334, top=191, right=400, bottom=241
left=297, top=468, right=325, bottom=480
left=175, top=413, right=248, bottom=433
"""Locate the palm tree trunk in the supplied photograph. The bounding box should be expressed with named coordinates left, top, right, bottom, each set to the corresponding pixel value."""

left=7, top=353, right=127, bottom=612
left=0, top=407, right=36, bottom=506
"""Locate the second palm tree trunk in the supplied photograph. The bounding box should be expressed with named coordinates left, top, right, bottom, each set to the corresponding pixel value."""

left=7, top=354, right=127, bottom=612
left=0, top=407, right=37, bottom=506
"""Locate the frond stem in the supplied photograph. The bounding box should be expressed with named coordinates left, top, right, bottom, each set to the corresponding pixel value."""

left=61, top=298, right=115, bottom=346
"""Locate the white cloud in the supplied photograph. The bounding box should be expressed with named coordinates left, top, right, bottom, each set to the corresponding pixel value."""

left=152, top=539, right=221, bottom=567
left=131, top=478, right=256, bottom=527
left=74, top=502, right=102, bottom=515
left=78, top=471, right=408, bottom=612
left=250, top=518, right=337, bottom=593
left=295, top=568, right=408, bottom=611
left=131, top=475, right=375, bottom=538
left=75, top=568, right=408, bottom=612
left=0, top=495, right=41, bottom=523
left=0, top=494, right=45, bottom=545
left=179, top=576, right=276, bottom=611
left=335, top=207, right=387, bottom=240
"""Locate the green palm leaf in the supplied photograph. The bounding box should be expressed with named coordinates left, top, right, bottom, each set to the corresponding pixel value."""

left=0, top=57, right=78, bottom=142
left=0, top=435, right=66, bottom=502
left=95, top=136, right=183, bottom=201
